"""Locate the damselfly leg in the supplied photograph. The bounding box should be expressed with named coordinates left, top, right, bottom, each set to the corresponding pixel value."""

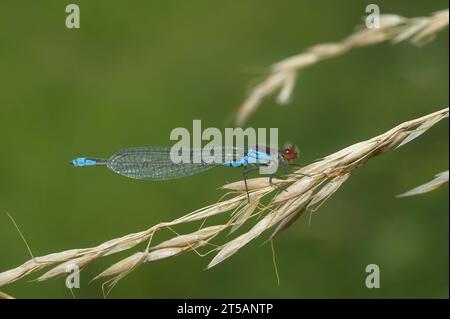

left=243, top=165, right=260, bottom=203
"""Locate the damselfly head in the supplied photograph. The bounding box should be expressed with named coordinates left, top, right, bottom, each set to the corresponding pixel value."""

left=281, top=143, right=299, bottom=162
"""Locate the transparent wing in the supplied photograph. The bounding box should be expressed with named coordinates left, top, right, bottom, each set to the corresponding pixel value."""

left=107, top=147, right=218, bottom=180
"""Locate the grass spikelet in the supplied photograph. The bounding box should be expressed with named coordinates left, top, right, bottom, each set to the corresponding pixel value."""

left=236, top=9, right=449, bottom=125
left=397, top=171, right=449, bottom=197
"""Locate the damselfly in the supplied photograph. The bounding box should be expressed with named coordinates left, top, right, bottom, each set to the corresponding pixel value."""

left=71, top=144, right=300, bottom=199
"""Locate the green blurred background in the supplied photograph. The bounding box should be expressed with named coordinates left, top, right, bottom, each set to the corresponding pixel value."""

left=0, top=0, right=448, bottom=298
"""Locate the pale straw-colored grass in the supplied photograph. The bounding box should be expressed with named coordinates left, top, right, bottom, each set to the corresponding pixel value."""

left=0, top=107, right=447, bottom=296
left=236, top=9, right=449, bottom=125
left=0, top=290, right=14, bottom=299
left=397, top=170, right=449, bottom=197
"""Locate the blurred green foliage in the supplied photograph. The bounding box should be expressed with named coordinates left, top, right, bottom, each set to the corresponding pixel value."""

left=0, top=0, right=448, bottom=298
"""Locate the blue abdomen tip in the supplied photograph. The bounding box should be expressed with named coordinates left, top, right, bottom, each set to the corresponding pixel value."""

left=71, top=157, right=97, bottom=167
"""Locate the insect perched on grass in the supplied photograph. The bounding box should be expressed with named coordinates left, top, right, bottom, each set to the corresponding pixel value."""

left=71, top=143, right=301, bottom=200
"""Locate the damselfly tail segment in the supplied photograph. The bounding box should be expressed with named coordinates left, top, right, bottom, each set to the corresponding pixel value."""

left=70, top=157, right=108, bottom=167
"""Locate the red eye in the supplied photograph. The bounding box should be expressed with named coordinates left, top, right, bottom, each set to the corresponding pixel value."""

left=283, top=148, right=297, bottom=160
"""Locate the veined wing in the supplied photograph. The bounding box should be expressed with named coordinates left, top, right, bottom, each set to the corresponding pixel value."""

left=107, top=147, right=217, bottom=180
